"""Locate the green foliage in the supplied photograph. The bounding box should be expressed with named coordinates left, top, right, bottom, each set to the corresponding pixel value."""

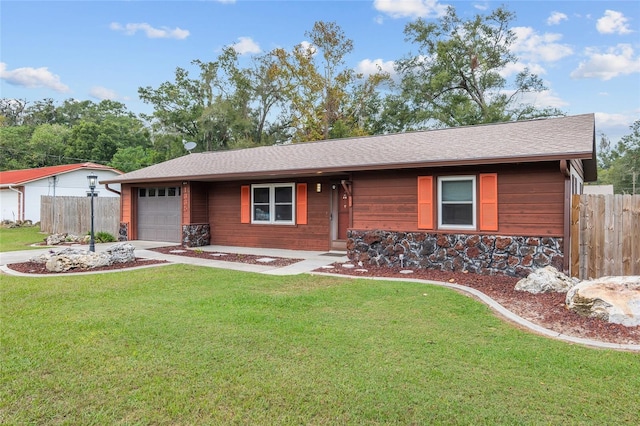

left=0, top=126, right=36, bottom=170
left=2, top=266, right=639, bottom=424
left=598, top=119, right=640, bottom=194
left=0, top=99, right=152, bottom=171
left=93, top=231, right=117, bottom=243
left=1, top=14, right=577, bottom=170
left=393, top=6, right=563, bottom=130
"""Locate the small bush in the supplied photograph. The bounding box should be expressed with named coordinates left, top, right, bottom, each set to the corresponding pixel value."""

left=95, top=231, right=117, bottom=243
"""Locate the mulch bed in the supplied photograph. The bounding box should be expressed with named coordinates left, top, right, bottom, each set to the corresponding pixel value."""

left=315, top=263, right=639, bottom=346
left=149, top=246, right=303, bottom=267
left=6, top=258, right=167, bottom=275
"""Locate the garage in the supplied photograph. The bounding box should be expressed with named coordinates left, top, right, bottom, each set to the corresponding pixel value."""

left=137, top=186, right=182, bottom=242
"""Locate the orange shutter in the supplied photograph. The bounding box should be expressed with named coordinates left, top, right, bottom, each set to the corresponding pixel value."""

left=417, top=176, right=433, bottom=229
left=240, top=185, right=250, bottom=224
left=479, top=173, right=498, bottom=231
left=296, top=183, right=308, bottom=225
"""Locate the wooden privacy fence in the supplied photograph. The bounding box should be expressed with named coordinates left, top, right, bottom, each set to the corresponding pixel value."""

left=40, top=196, right=120, bottom=237
left=571, top=194, right=640, bottom=279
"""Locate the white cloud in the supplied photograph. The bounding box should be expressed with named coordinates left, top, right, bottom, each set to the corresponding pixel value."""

left=596, top=112, right=635, bottom=128
left=356, top=58, right=396, bottom=78
left=571, top=44, right=640, bottom=80
left=517, top=89, right=568, bottom=109
left=0, top=62, right=70, bottom=93
left=511, top=27, right=573, bottom=62
left=110, top=22, right=189, bottom=40
left=373, top=0, right=448, bottom=19
left=473, top=2, right=489, bottom=11
left=374, top=15, right=385, bottom=25
left=296, top=41, right=317, bottom=57
left=595, top=112, right=638, bottom=141
left=596, top=10, right=633, bottom=35
left=547, top=12, right=568, bottom=26
left=499, top=61, right=547, bottom=78
left=89, top=86, right=119, bottom=100
left=231, top=37, right=261, bottom=55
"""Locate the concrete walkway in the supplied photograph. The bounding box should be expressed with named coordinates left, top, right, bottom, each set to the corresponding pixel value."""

left=1, top=241, right=638, bottom=352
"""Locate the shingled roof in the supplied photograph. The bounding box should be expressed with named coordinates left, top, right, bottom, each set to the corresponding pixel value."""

left=103, top=114, right=597, bottom=184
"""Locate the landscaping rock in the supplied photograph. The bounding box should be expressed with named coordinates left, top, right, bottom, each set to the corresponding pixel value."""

left=46, top=233, right=65, bottom=246
left=514, top=266, right=578, bottom=294
left=565, top=276, right=640, bottom=327
left=30, top=243, right=136, bottom=272
left=105, top=243, right=136, bottom=264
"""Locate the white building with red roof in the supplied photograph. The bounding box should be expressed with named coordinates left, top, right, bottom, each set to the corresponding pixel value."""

left=0, top=163, right=122, bottom=223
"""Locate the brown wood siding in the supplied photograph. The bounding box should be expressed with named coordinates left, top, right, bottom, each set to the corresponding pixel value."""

left=121, top=184, right=132, bottom=224
left=187, top=182, right=209, bottom=224
left=352, top=163, right=566, bottom=237
left=208, top=179, right=332, bottom=251
left=121, top=184, right=134, bottom=239
left=497, top=164, right=565, bottom=236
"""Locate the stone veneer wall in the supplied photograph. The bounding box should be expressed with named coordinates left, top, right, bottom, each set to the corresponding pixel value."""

left=347, top=230, right=564, bottom=277
left=118, top=222, right=129, bottom=241
left=182, top=224, right=211, bottom=247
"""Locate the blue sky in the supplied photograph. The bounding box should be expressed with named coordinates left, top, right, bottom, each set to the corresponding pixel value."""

left=1, top=0, right=639, bottom=142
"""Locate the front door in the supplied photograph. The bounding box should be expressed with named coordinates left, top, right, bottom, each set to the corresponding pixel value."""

left=331, top=182, right=350, bottom=250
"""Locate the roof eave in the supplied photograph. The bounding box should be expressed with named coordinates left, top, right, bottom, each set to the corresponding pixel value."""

left=102, top=151, right=594, bottom=184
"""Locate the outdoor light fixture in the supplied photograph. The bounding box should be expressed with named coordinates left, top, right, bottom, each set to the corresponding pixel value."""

left=316, top=183, right=322, bottom=193
left=87, top=173, right=97, bottom=252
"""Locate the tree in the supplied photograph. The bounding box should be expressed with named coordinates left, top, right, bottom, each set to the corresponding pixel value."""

left=394, top=6, right=563, bottom=129
left=28, top=124, right=70, bottom=166
left=273, top=21, right=390, bottom=142
left=0, top=126, right=36, bottom=170
left=598, top=120, right=640, bottom=194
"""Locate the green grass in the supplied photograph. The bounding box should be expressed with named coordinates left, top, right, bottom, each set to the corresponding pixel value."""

left=2, top=265, right=639, bottom=424
left=0, top=226, right=47, bottom=252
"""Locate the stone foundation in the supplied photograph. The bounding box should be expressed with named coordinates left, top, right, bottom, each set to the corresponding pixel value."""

left=347, top=230, right=564, bottom=277
left=118, top=222, right=129, bottom=241
left=182, top=224, right=211, bottom=247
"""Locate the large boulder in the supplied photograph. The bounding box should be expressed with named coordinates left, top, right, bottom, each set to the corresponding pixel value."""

left=104, top=243, right=135, bottom=264
left=565, top=276, right=640, bottom=327
left=30, top=243, right=136, bottom=272
left=515, top=266, right=578, bottom=294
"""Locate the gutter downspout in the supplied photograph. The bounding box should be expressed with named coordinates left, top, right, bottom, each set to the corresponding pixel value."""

left=560, top=160, right=571, bottom=275
left=104, top=183, right=121, bottom=196
left=7, top=185, right=24, bottom=221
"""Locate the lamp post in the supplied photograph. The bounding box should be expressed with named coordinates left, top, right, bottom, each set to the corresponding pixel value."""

left=87, top=173, right=97, bottom=252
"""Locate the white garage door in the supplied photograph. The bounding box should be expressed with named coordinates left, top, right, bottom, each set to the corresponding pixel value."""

left=137, top=186, right=182, bottom=242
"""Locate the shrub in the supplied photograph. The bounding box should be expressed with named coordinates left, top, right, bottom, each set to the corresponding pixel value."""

left=95, top=231, right=117, bottom=243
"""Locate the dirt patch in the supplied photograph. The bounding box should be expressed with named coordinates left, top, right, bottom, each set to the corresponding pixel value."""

left=316, top=263, right=639, bottom=346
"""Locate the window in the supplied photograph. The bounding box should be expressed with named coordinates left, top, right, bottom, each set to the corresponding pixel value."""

left=251, top=183, right=295, bottom=224
left=139, top=188, right=146, bottom=197
left=438, top=176, right=476, bottom=229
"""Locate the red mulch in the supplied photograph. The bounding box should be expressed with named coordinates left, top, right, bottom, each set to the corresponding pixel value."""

left=6, top=258, right=167, bottom=275
left=149, top=246, right=302, bottom=267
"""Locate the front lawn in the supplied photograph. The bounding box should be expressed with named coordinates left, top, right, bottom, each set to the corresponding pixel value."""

left=0, top=225, right=46, bottom=252
left=1, top=265, right=638, bottom=424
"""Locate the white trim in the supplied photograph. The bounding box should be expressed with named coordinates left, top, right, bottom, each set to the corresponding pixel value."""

left=437, top=175, right=476, bottom=230
left=250, top=183, right=296, bottom=225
